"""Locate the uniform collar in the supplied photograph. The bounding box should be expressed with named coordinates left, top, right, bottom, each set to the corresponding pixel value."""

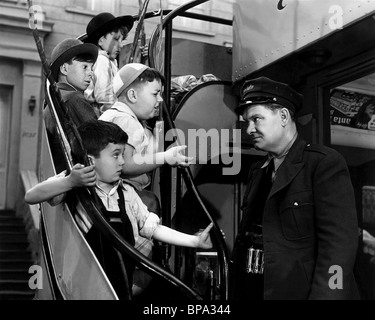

left=262, top=132, right=298, bottom=169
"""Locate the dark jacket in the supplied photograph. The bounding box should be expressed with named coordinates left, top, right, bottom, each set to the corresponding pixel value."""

left=232, top=136, right=359, bottom=300
left=44, top=82, right=97, bottom=173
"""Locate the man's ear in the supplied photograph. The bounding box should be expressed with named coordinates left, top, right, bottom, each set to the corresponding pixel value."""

left=127, top=88, right=137, bottom=103
left=280, top=108, right=290, bottom=126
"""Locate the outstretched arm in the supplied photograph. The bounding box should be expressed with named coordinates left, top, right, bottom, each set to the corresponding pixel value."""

left=122, top=144, right=194, bottom=177
left=25, top=163, right=96, bottom=204
left=152, top=222, right=213, bottom=249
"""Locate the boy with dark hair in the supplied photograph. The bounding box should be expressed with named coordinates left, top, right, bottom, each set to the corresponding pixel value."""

left=25, top=119, right=213, bottom=300
left=83, top=12, right=134, bottom=115
left=44, top=38, right=99, bottom=173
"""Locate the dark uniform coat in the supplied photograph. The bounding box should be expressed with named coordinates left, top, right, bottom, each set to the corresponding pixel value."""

left=231, top=136, right=359, bottom=300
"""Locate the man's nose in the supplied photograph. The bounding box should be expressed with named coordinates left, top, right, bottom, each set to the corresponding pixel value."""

left=246, top=122, right=255, bottom=135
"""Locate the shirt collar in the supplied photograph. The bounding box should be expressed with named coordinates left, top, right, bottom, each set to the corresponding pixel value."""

left=98, top=50, right=118, bottom=67
left=57, top=82, right=78, bottom=92
left=95, top=179, right=121, bottom=196
left=111, top=101, right=138, bottom=120
left=261, top=133, right=298, bottom=171
left=95, top=179, right=131, bottom=196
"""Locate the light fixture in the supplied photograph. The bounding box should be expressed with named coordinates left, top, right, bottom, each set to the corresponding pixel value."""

left=28, top=95, right=36, bottom=116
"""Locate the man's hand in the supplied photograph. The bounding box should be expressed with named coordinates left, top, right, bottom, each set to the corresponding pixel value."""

left=67, top=163, right=96, bottom=188
left=165, top=145, right=194, bottom=167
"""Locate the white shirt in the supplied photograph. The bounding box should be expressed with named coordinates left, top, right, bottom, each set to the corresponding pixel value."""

left=99, top=101, right=157, bottom=190
left=84, top=50, right=118, bottom=115
left=47, top=174, right=159, bottom=257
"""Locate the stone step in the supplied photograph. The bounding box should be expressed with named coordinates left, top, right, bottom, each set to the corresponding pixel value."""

left=0, top=259, right=34, bottom=270
left=0, top=217, right=24, bottom=225
left=0, top=290, right=35, bottom=300
left=0, top=249, right=31, bottom=260
left=0, top=210, right=17, bottom=217
left=0, top=224, right=26, bottom=233
left=0, top=242, right=29, bottom=251
left=0, top=232, right=28, bottom=243
left=0, top=269, right=32, bottom=281
left=0, top=280, right=33, bottom=292
left=0, top=212, right=36, bottom=301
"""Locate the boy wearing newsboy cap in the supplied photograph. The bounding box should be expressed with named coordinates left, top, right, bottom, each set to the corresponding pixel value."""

left=44, top=38, right=98, bottom=173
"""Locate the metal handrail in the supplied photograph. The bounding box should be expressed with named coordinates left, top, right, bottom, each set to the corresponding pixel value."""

left=147, top=0, right=231, bottom=300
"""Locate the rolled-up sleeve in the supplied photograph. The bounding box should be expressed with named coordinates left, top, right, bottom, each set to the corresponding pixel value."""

left=46, top=171, right=67, bottom=206
left=125, top=185, right=160, bottom=240
left=139, top=211, right=160, bottom=240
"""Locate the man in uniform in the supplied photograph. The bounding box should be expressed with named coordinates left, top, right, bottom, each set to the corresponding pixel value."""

left=231, top=76, right=359, bottom=300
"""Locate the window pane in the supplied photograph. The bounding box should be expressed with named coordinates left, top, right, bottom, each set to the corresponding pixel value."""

left=329, top=74, right=375, bottom=299
left=167, top=0, right=211, bottom=31
left=73, top=0, right=115, bottom=12
left=330, top=76, right=375, bottom=148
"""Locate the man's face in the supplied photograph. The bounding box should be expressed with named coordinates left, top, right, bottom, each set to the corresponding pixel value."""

left=99, top=31, right=125, bottom=60
left=92, top=143, right=126, bottom=187
left=242, top=104, right=284, bottom=153
left=132, top=79, right=163, bottom=121
left=64, top=59, right=94, bottom=91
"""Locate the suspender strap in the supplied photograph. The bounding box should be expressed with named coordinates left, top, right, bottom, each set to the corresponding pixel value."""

left=116, top=187, right=135, bottom=246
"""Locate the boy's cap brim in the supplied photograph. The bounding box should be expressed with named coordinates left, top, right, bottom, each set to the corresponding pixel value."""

left=50, top=38, right=98, bottom=81
left=84, top=13, right=134, bottom=44
left=113, top=63, right=150, bottom=97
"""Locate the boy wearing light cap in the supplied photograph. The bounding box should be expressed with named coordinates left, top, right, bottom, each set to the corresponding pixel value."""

left=99, top=63, right=193, bottom=296
left=99, top=63, right=193, bottom=211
